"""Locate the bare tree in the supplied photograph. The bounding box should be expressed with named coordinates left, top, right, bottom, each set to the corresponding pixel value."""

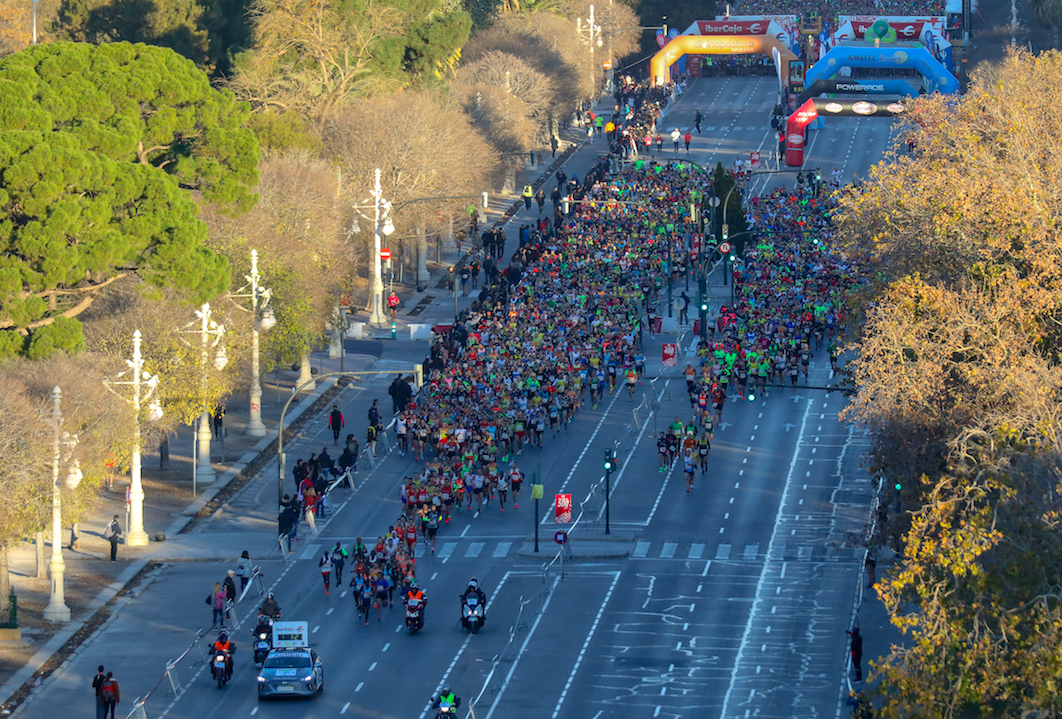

left=322, top=90, right=498, bottom=272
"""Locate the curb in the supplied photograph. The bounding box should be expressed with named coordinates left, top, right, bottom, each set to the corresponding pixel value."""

left=515, top=540, right=632, bottom=559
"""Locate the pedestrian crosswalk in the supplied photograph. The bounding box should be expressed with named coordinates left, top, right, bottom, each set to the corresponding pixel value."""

left=296, top=538, right=861, bottom=563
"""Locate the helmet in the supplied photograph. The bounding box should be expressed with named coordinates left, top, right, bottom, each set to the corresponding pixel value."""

left=219, top=631, right=229, bottom=642
left=266, top=592, right=275, bottom=600
left=441, top=685, right=452, bottom=696
left=468, top=578, right=478, bottom=589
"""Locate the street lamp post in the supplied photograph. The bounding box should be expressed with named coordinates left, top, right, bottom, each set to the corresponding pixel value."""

left=230, top=250, right=275, bottom=437
left=104, top=331, right=163, bottom=547
left=368, top=169, right=395, bottom=327
left=577, top=5, right=603, bottom=106
left=43, top=386, right=81, bottom=623
left=180, top=304, right=227, bottom=485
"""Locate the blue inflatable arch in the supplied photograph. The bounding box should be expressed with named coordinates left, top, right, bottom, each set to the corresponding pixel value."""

left=805, top=44, right=959, bottom=95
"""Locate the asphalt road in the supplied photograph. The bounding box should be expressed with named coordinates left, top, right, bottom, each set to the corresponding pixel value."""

left=19, top=76, right=886, bottom=719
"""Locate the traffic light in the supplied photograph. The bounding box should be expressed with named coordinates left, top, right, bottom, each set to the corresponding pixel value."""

left=815, top=166, right=822, bottom=182
left=722, top=224, right=729, bottom=240
left=894, top=481, right=902, bottom=491
left=604, top=448, right=614, bottom=472
left=700, top=297, right=708, bottom=312
left=748, top=390, right=756, bottom=401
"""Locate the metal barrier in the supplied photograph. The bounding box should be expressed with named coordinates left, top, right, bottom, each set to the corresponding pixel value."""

left=124, top=699, right=147, bottom=719
left=277, top=534, right=293, bottom=565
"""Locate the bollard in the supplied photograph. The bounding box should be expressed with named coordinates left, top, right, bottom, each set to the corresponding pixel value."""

left=391, top=321, right=397, bottom=340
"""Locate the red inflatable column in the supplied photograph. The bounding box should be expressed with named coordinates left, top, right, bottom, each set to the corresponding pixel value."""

left=785, top=99, right=819, bottom=167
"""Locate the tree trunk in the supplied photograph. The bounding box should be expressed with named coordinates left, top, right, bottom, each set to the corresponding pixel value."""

left=159, top=436, right=170, bottom=471
left=35, top=531, right=47, bottom=579
left=0, top=544, right=9, bottom=613
left=298, top=350, right=316, bottom=392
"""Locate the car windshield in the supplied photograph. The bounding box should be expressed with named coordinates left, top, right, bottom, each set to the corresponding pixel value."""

left=264, top=654, right=311, bottom=669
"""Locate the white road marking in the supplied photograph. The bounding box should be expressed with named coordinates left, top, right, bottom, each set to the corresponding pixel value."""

left=483, top=575, right=561, bottom=719
left=461, top=525, right=470, bottom=538
left=369, top=662, right=377, bottom=671
left=326, top=608, right=334, bottom=615
left=356, top=682, right=364, bottom=692
left=382, top=643, right=390, bottom=652
left=720, top=396, right=815, bottom=719
left=312, top=625, right=319, bottom=633
left=550, top=572, right=621, bottom=719
left=341, top=702, right=350, bottom=713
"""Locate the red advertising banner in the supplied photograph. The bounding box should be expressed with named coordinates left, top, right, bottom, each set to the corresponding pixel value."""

left=555, top=494, right=572, bottom=523
left=662, top=343, right=678, bottom=367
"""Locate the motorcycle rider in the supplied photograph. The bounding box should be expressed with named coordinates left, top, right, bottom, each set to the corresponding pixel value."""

left=212, top=631, right=235, bottom=680
left=461, top=578, right=487, bottom=626
left=251, top=617, right=272, bottom=664
left=405, top=581, right=426, bottom=606
left=259, top=592, right=281, bottom=619
left=462, top=578, right=486, bottom=606
left=432, top=685, right=461, bottom=712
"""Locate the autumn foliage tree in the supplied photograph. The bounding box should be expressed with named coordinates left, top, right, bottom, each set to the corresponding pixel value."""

left=838, top=48, right=1062, bottom=717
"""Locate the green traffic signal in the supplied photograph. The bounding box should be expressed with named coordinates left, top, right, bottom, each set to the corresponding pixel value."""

left=748, top=392, right=756, bottom=401
left=604, top=448, right=614, bottom=471
left=894, top=482, right=902, bottom=491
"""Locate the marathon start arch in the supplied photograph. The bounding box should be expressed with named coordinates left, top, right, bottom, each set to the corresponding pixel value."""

left=650, top=35, right=798, bottom=88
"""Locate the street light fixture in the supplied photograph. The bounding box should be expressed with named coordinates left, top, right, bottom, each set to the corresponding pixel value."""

left=179, top=304, right=226, bottom=485
left=228, top=249, right=274, bottom=437
left=104, top=330, right=163, bottom=548
left=43, top=386, right=81, bottom=623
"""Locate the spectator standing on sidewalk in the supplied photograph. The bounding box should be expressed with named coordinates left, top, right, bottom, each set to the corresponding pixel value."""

left=212, top=403, right=225, bottom=439
left=93, top=665, right=106, bottom=719
left=368, top=399, right=381, bottom=429
left=104, top=515, right=122, bottom=562
left=345, top=434, right=360, bottom=473
left=98, top=672, right=119, bottom=719
left=328, top=404, right=344, bottom=445
left=535, top=189, right=545, bottom=215
left=847, top=626, right=863, bottom=681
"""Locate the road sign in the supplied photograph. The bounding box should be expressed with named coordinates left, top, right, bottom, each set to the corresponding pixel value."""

left=531, top=484, right=544, bottom=500
left=718, top=242, right=732, bottom=254
left=554, top=530, right=568, bottom=545
left=750, top=151, right=761, bottom=168
left=380, top=248, right=392, bottom=261
left=555, top=494, right=572, bottom=523
left=662, top=343, right=677, bottom=367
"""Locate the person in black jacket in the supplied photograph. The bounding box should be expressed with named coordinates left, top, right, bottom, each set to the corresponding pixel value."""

left=278, top=501, right=297, bottom=551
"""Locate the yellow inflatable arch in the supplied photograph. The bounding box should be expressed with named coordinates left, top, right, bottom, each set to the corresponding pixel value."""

left=650, top=34, right=797, bottom=87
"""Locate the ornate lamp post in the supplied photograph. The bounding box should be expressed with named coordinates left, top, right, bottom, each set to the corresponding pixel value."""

left=180, top=304, right=227, bottom=485
left=229, top=250, right=275, bottom=437
left=42, top=387, right=83, bottom=623
left=351, top=169, right=395, bottom=327
left=104, top=330, right=163, bottom=547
